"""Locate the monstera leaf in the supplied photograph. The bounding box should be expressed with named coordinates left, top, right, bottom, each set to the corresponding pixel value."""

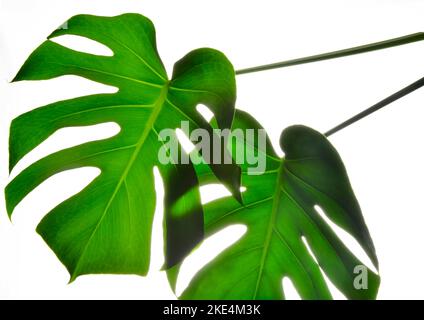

left=5, top=14, right=241, bottom=281
left=170, top=110, right=379, bottom=299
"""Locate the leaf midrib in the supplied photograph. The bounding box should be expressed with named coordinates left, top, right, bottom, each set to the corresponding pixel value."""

left=250, top=160, right=344, bottom=299
left=252, top=162, right=284, bottom=298
left=70, top=83, right=170, bottom=280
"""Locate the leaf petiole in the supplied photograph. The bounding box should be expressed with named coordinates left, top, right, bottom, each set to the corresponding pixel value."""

left=234, top=32, right=424, bottom=137
left=235, top=32, right=424, bottom=75
left=325, top=75, right=424, bottom=137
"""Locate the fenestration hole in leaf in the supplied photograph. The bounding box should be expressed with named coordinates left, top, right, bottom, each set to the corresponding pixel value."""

left=314, top=205, right=378, bottom=274
left=175, top=129, right=195, bottom=154
left=319, top=266, right=347, bottom=300
left=282, top=276, right=301, bottom=300
left=10, top=167, right=101, bottom=228
left=200, top=184, right=231, bottom=204
left=50, top=35, right=113, bottom=56
left=196, top=104, right=214, bottom=122
left=175, top=224, right=247, bottom=296
left=200, top=185, right=246, bottom=204
left=149, top=167, right=166, bottom=271
left=11, top=75, right=117, bottom=108
left=9, top=122, right=121, bottom=180
left=301, top=236, right=318, bottom=264
left=301, top=236, right=347, bottom=300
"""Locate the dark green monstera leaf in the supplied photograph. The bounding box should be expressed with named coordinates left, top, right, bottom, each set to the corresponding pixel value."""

left=169, top=110, right=379, bottom=300
left=5, top=14, right=241, bottom=281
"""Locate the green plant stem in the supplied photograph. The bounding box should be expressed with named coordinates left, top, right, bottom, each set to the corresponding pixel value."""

left=235, top=33, right=424, bottom=75
left=324, top=76, right=424, bottom=137
left=234, top=33, right=424, bottom=136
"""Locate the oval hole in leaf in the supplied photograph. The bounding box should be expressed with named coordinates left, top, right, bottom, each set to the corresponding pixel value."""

left=200, top=184, right=246, bottom=204
left=176, top=224, right=247, bottom=296
left=50, top=35, right=113, bottom=56
left=314, top=205, right=378, bottom=274
left=196, top=104, right=214, bottom=122
left=10, top=122, right=121, bottom=180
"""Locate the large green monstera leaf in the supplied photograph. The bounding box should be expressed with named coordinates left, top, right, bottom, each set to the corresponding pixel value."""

left=170, top=110, right=379, bottom=299
left=5, top=14, right=241, bottom=281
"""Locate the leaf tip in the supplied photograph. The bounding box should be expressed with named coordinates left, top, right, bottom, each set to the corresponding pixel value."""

left=8, top=156, right=17, bottom=174
left=4, top=187, right=15, bottom=222
left=234, top=189, right=243, bottom=205
left=219, top=162, right=243, bottom=204
left=68, top=272, right=79, bottom=284
left=166, top=264, right=181, bottom=294
left=10, top=73, right=20, bottom=83
left=6, top=210, right=13, bottom=223
left=11, top=67, right=28, bottom=83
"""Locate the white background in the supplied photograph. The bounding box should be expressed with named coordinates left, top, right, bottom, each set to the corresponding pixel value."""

left=1, top=0, right=424, bottom=300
